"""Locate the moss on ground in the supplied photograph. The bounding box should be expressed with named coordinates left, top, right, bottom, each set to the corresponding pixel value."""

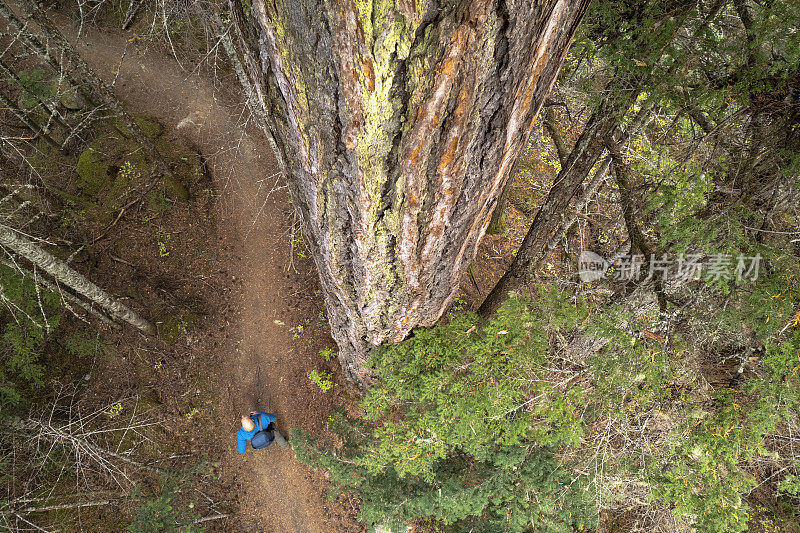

left=73, top=113, right=198, bottom=209
left=133, top=114, right=164, bottom=139
left=76, top=145, right=113, bottom=197
left=159, top=311, right=198, bottom=345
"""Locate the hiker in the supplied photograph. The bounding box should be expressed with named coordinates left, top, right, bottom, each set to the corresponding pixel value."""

left=237, top=411, right=277, bottom=454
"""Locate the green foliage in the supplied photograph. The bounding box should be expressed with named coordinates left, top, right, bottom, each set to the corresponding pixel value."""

left=654, top=389, right=755, bottom=532
left=294, top=288, right=599, bottom=531
left=584, top=304, right=671, bottom=419
left=61, top=331, right=101, bottom=358
left=0, top=264, right=61, bottom=412
left=779, top=471, right=800, bottom=499
left=10, top=69, right=55, bottom=108
left=127, top=468, right=204, bottom=533
left=308, top=369, right=333, bottom=392
left=319, top=347, right=336, bottom=362
left=650, top=324, right=800, bottom=532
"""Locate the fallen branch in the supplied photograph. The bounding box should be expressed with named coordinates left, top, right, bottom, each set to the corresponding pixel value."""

left=0, top=257, right=112, bottom=325
left=17, top=417, right=165, bottom=475
left=21, top=498, right=115, bottom=513
left=190, top=513, right=229, bottom=525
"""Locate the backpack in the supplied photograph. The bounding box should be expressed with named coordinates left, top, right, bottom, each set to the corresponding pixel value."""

left=250, top=414, right=275, bottom=449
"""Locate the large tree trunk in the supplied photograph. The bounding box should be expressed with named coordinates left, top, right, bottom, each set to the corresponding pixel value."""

left=228, top=0, right=590, bottom=386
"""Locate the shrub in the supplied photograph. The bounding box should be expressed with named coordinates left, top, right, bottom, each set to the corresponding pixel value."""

left=294, top=287, right=598, bottom=531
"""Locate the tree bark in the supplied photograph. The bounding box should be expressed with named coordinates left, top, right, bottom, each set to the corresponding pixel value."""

left=228, top=0, right=590, bottom=385
left=0, top=256, right=113, bottom=325
left=0, top=223, right=155, bottom=334
left=486, top=184, right=508, bottom=235
left=478, top=1, right=697, bottom=317
left=543, top=105, right=567, bottom=165
left=477, top=90, right=638, bottom=317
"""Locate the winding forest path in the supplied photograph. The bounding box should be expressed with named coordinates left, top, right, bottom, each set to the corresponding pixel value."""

left=64, top=23, right=356, bottom=532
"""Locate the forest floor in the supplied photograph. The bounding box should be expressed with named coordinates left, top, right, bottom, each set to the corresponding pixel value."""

left=38, top=11, right=800, bottom=533
left=53, top=14, right=533, bottom=532
left=61, top=21, right=364, bottom=532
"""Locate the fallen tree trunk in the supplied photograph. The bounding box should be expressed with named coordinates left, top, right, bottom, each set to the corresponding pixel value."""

left=0, top=223, right=155, bottom=335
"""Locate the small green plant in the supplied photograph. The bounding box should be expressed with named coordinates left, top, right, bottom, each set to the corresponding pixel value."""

left=308, top=369, right=333, bottom=392
left=157, top=234, right=170, bottom=258
left=106, top=402, right=123, bottom=419
left=127, top=468, right=204, bottom=533
left=147, top=189, right=171, bottom=212
left=62, top=332, right=101, bottom=358
left=118, top=160, right=141, bottom=182
left=0, top=263, right=61, bottom=410
left=319, top=347, right=336, bottom=362
left=451, top=294, right=467, bottom=312
left=291, top=235, right=306, bottom=259
left=11, top=69, right=55, bottom=108
left=291, top=324, right=304, bottom=339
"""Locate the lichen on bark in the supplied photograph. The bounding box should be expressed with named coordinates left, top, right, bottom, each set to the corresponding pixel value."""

left=230, top=0, right=590, bottom=387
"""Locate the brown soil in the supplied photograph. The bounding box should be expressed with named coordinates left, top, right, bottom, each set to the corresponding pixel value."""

left=63, top=22, right=363, bottom=533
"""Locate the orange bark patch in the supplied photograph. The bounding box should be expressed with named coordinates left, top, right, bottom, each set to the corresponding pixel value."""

left=437, top=56, right=456, bottom=77
left=355, top=14, right=365, bottom=42
left=438, top=137, right=459, bottom=171
left=408, top=147, right=420, bottom=165
left=453, top=25, right=468, bottom=47
left=362, top=57, right=376, bottom=92
left=519, top=42, right=551, bottom=112
left=454, top=83, right=471, bottom=119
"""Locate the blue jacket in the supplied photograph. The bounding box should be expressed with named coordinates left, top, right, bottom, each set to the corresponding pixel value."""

left=237, top=412, right=276, bottom=454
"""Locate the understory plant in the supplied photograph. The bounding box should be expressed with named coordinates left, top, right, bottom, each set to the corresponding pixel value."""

left=295, top=287, right=599, bottom=532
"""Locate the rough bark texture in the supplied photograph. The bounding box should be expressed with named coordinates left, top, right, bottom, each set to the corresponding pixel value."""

left=229, top=0, right=590, bottom=386
left=478, top=0, right=698, bottom=317
left=0, top=224, right=155, bottom=335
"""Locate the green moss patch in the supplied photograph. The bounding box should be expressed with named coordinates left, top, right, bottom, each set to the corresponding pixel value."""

left=73, top=113, right=198, bottom=207
left=159, top=311, right=198, bottom=345
left=76, top=146, right=115, bottom=197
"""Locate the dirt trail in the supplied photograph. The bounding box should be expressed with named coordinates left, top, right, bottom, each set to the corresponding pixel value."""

left=67, top=24, right=353, bottom=532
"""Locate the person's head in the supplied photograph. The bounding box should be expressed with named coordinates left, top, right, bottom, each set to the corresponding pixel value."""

left=241, top=414, right=255, bottom=432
